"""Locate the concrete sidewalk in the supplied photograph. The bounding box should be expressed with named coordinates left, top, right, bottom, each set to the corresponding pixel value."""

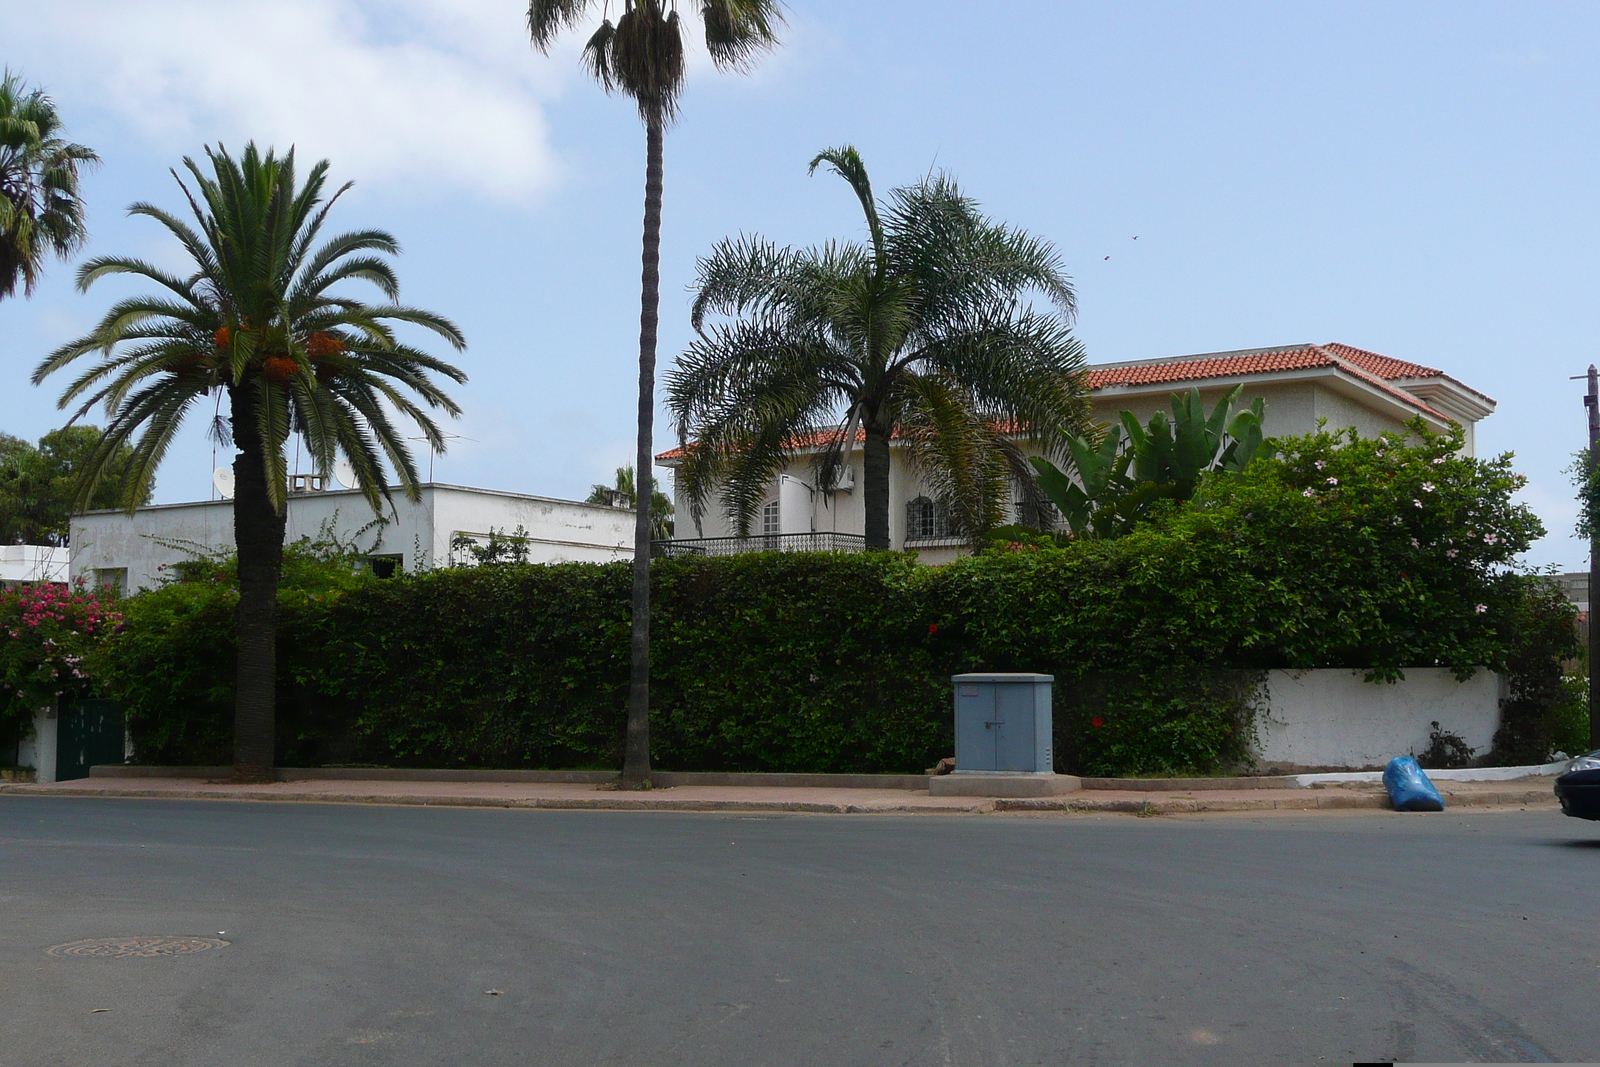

left=0, top=774, right=1561, bottom=816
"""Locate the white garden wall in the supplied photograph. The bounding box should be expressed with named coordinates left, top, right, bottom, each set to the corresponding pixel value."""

left=16, top=705, right=57, bottom=784
left=1252, top=668, right=1503, bottom=771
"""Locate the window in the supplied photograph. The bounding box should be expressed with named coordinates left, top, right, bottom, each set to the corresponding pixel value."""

left=93, top=568, right=127, bottom=597
left=761, top=500, right=781, bottom=537
left=905, top=497, right=951, bottom=541
left=365, top=554, right=402, bottom=579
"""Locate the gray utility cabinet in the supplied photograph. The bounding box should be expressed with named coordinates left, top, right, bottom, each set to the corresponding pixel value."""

left=952, top=673, right=1054, bottom=774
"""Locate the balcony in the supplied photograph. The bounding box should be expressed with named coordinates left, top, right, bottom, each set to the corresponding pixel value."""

left=652, top=532, right=868, bottom=558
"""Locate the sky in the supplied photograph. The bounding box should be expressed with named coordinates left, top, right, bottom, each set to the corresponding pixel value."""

left=1, top=0, right=1596, bottom=569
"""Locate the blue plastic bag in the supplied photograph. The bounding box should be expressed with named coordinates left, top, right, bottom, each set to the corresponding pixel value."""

left=1384, top=756, right=1445, bottom=812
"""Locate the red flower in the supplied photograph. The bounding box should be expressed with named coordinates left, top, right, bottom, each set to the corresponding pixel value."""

left=1091, top=717, right=1103, bottom=728
left=928, top=624, right=938, bottom=634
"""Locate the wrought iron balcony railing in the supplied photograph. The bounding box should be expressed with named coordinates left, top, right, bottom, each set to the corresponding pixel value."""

left=651, top=532, right=868, bottom=558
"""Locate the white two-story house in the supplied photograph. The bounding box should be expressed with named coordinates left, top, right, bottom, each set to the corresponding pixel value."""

left=654, top=342, right=1495, bottom=563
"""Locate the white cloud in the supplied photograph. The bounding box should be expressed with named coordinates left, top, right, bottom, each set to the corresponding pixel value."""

left=11, top=0, right=572, bottom=202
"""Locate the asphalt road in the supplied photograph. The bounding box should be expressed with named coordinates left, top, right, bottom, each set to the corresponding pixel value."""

left=1, top=798, right=1597, bottom=1066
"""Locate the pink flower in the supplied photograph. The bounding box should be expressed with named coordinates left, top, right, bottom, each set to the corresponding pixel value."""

left=1303, top=488, right=1315, bottom=497
left=1326, top=478, right=1338, bottom=486
left=1422, top=482, right=1435, bottom=492
left=1414, top=499, right=1423, bottom=508
left=1447, top=549, right=1459, bottom=558
left=1483, top=534, right=1498, bottom=545
left=1315, top=460, right=1327, bottom=469
left=1475, top=603, right=1488, bottom=613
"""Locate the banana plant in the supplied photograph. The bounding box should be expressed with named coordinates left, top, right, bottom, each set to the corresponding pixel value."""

left=1030, top=385, right=1275, bottom=537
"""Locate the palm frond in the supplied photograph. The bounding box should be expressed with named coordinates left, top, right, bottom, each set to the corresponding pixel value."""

left=528, top=0, right=600, bottom=50
left=895, top=371, right=1013, bottom=539
left=700, top=0, right=783, bottom=70
left=668, top=328, right=842, bottom=533
left=608, top=3, right=686, bottom=121
left=0, top=70, right=98, bottom=299
left=679, top=150, right=1084, bottom=545
left=34, top=141, right=468, bottom=520
left=884, top=173, right=1077, bottom=323
left=809, top=146, right=886, bottom=268
left=905, top=311, right=1089, bottom=459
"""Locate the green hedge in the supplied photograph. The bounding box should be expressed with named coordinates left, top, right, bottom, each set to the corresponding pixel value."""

left=88, top=425, right=1576, bottom=776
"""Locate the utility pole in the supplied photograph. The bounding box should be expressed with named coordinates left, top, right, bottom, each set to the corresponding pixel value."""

left=1588, top=365, right=1599, bottom=749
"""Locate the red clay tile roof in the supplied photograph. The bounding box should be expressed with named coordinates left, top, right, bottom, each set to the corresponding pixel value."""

left=1085, top=343, right=1453, bottom=421
left=656, top=343, right=1478, bottom=460
left=1321, top=342, right=1495, bottom=404
left=1318, top=342, right=1440, bottom=381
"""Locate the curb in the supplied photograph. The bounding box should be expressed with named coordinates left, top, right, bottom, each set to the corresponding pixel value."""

left=0, top=785, right=996, bottom=815
left=1, top=782, right=1561, bottom=815
left=995, top=788, right=1561, bottom=815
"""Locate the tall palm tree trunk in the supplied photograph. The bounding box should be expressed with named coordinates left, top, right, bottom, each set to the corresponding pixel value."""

left=863, top=423, right=892, bottom=550
left=622, top=111, right=664, bottom=787
left=230, top=386, right=285, bottom=782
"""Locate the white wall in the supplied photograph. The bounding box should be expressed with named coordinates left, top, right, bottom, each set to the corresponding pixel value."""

left=0, top=545, right=70, bottom=587
left=777, top=475, right=814, bottom=535
left=1089, top=381, right=1323, bottom=443
left=434, top=486, right=632, bottom=565
left=70, top=484, right=633, bottom=592
left=17, top=705, right=57, bottom=784
left=1253, top=668, right=1503, bottom=771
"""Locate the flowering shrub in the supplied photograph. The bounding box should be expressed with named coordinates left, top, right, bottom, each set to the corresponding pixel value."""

left=0, top=581, right=122, bottom=732
left=87, top=536, right=374, bottom=764
left=88, top=422, right=1575, bottom=774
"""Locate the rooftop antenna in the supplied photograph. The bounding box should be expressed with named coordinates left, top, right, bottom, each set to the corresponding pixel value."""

left=406, top=433, right=475, bottom=483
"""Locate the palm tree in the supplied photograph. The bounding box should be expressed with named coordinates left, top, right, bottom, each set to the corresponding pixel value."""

left=0, top=70, right=99, bottom=301
left=528, top=0, right=781, bottom=787
left=669, top=147, right=1088, bottom=548
left=33, top=144, right=466, bottom=782
left=586, top=464, right=674, bottom=539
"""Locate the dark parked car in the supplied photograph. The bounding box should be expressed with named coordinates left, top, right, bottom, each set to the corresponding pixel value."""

left=1555, top=751, right=1600, bottom=821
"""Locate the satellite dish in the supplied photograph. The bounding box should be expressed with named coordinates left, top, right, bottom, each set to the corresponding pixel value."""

left=334, top=459, right=360, bottom=490
left=212, top=467, right=235, bottom=499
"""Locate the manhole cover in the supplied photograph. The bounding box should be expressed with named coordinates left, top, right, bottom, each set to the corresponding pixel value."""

left=46, top=936, right=230, bottom=959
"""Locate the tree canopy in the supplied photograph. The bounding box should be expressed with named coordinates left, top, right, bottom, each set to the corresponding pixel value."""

left=0, top=426, right=146, bottom=545
left=32, top=142, right=466, bottom=782
left=0, top=69, right=98, bottom=301
left=669, top=147, right=1088, bottom=547
left=33, top=143, right=467, bottom=517
left=585, top=464, right=674, bottom=539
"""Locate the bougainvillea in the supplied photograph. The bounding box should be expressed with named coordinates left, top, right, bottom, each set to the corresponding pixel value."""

left=0, top=581, right=122, bottom=731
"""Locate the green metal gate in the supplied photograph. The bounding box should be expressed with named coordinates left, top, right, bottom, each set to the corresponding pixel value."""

left=56, top=699, right=125, bottom=782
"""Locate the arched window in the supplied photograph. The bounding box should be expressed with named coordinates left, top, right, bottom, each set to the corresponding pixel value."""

left=906, top=496, right=951, bottom=541
left=761, top=500, right=781, bottom=537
